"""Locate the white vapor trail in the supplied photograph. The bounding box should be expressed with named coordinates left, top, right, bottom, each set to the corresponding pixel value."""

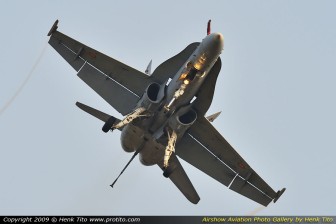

left=246, top=206, right=265, bottom=216
left=0, top=42, right=48, bottom=116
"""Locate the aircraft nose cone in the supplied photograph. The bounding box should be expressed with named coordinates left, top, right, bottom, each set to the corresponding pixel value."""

left=215, top=33, right=224, bottom=41
left=213, top=32, right=224, bottom=50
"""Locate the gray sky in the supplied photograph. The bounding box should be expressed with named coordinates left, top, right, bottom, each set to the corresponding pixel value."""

left=1, top=0, right=335, bottom=215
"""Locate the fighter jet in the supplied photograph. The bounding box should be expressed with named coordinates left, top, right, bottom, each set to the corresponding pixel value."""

left=47, top=20, right=285, bottom=206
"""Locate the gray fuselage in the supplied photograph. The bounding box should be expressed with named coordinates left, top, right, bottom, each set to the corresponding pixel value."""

left=120, top=33, right=224, bottom=166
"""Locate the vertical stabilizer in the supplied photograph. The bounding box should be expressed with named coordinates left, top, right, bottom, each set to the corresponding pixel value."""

left=145, top=60, right=152, bottom=75
left=206, top=111, right=221, bottom=122
left=207, top=20, right=211, bottom=35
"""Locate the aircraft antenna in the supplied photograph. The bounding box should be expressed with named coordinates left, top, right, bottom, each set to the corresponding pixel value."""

left=207, top=20, right=211, bottom=35
left=110, top=143, right=144, bottom=188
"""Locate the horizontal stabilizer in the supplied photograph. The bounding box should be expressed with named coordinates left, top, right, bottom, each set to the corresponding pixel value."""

left=76, top=102, right=121, bottom=131
left=158, top=154, right=200, bottom=204
left=76, top=102, right=111, bottom=122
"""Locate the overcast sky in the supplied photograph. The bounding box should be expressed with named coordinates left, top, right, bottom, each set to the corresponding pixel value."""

left=1, top=0, right=336, bottom=216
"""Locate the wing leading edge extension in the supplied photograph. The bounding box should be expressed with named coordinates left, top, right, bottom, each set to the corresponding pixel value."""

left=176, top=116, right=285, bottom=206
left=150, top=42, right=200, bottom=84
left=47, top=20, right=151, bottom=115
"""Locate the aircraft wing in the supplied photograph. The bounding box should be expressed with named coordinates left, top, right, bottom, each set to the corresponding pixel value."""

left=176, top=116, right=282, bottom=206
left=48, top=21, right=151, bottom=115
left=157, top=154, right=200, bottom=204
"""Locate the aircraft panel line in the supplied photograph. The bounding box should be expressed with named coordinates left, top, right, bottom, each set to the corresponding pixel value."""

left=59, top=41, right=140, bottom=99
left=187, top=133, right=274, bottom=200
left=84, top=61, right=140, bottom=98
left=187, top=133, right=237, bottom=175
left=77, top=60, right=88, bottom=73
left=239, top=175, right=274, bottom=200
left=60, top=42, right=85, bottom=63
left=228, top=173, right=239, bottom=188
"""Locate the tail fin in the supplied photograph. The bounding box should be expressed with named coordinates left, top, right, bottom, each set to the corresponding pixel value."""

left=206, top=111, right=221, bottom=122
left=145, top=60, right=152, bottom=75
left=207, top=20, right=211, bottom=35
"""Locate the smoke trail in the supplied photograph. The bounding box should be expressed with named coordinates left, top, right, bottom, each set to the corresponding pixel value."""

left=246, top=206, right=265, bottom=216
left=0, top=43, right=48, bottom=116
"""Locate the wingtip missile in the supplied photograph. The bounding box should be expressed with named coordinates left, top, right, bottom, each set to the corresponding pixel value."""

left=273, top=188, right=286, bottom=203
left=47, top=19, right=59, bottom=36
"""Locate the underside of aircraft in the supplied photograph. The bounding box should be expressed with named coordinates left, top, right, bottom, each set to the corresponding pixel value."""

left=47, top=20, right=285, bottom=206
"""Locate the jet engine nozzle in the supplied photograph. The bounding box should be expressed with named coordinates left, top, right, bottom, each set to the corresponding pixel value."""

left=138, top=82, right=165, bottom=112
left=168, top=106, right=197, bottom=136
